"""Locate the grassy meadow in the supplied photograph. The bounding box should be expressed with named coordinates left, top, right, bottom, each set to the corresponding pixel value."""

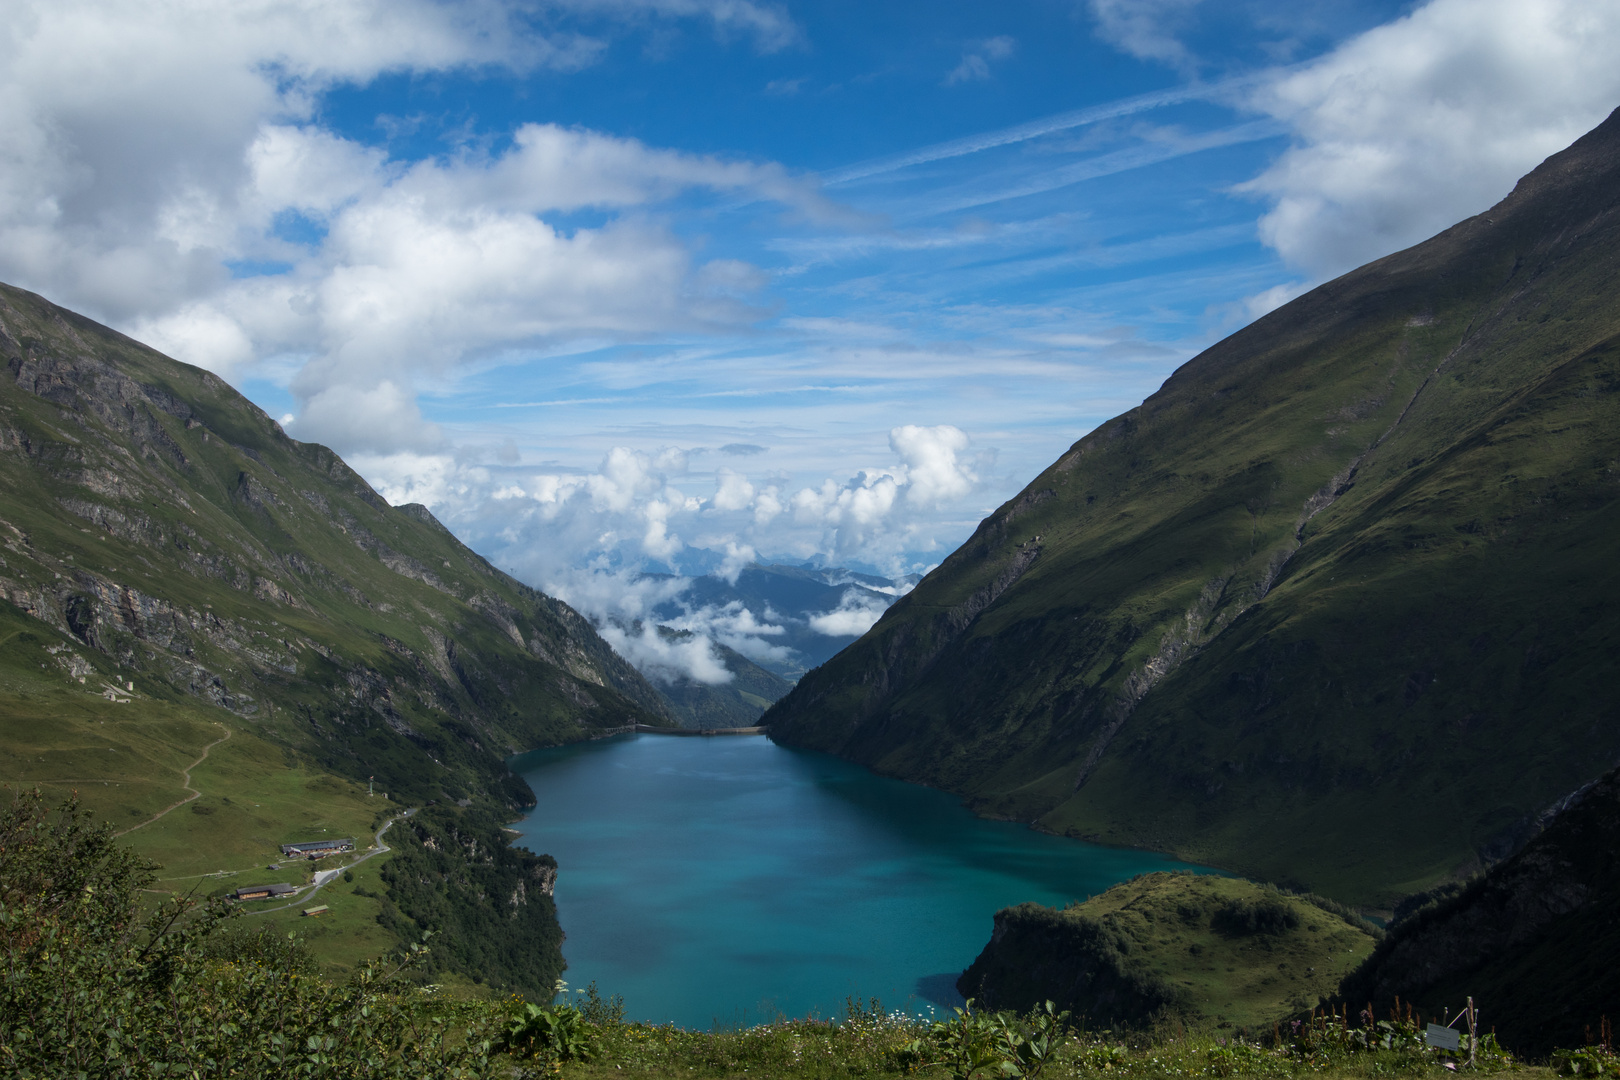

left=0, top=604, right=412, bottom=972
left=234, top=845, right=403, bottom=974
left=986, top=873, right=1380, bottom=1028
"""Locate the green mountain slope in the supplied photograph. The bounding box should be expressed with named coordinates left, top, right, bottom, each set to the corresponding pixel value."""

left=0, top=280, right=675, bottom=993
left=765, top=108, right=1620, bottom=907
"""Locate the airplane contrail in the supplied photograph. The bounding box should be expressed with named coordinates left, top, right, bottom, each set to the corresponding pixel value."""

left=823, top=69, right=1280, bottom=186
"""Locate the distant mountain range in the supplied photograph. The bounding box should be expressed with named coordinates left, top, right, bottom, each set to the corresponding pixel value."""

left=610, top=561, right=915, bottom=726
left=767, top=107, right=1620, bottom=909
left=648, top=562, right=915, bottom=681
left=11, top=96, right=1618, bottom=1035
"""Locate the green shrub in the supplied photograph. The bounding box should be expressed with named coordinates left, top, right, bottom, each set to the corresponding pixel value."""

left=1555, top=1047, right=1620, bottom=1078
left=499, top=1000, right=599, bottom=1064
left=1211, top=896, right=1300, bottom=936
left=574, top=980, right=627, bottom=1025
left=899, top=998, right=1071, bottom=1080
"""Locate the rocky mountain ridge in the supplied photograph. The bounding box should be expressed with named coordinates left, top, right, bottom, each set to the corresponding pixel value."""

left=0, top=279, right=677, bottom=995
left=0, top=280, right=671, bottom=799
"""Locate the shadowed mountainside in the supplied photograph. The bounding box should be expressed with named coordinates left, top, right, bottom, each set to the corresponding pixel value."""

left=766, top=107, right=1620, bottom=906
left=0, top=280, right=672, bottom=791
left=1336, top=765, right=1620, bottom=1056
left=0, top=280, right=676, bottom=993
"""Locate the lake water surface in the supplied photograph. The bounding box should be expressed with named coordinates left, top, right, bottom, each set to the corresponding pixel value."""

left=512, top=733, right=1206, bottom=1030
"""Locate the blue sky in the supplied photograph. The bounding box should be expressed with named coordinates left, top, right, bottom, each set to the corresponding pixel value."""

left=4, top=0, right=1619, bottom=664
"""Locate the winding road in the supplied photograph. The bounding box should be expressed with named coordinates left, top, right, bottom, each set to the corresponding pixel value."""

left=246, top=808, right=413, bottom=915
left=115, top=722, right=232, bottom=837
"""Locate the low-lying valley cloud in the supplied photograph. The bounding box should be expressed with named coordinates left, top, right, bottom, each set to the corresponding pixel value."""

left=353, top=431, right=945, bottom=686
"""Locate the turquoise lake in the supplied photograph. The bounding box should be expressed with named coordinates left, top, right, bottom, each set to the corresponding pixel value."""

left=512, top=733, right=1205, bottom=1030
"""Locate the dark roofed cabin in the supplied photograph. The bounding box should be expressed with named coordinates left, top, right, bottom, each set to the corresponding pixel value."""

left=278, top=838, right=356, bottom=857
left=232, top=883, right=297, bottom=901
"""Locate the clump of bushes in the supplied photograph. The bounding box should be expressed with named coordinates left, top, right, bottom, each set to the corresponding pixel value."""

left=1211, top=896, right=1300, bottom=936
left=1552, top=1018, right=1619, bottom=1078
left=898, top=999, right=1069, bottom=1079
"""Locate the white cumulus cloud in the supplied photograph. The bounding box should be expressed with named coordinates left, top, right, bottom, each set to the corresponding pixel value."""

left=946, top=36, right=1017, bottom=85
left=0, top=0, right=831, bottom=456
left=596, top=621, right=735, bottom=685
left=791, top=472, right=904, bottom=553
left=806, top=588, right=890, bottom=637
left=1241, top=0, right=1620, bottom=278
left=1089, top=0, right=1204, bottom=74
left=891, top=424, right=976, bottom=506
left=711, top=469, right=757, bottom=512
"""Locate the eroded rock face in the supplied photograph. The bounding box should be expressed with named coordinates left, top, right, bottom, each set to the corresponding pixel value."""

left=958, top=902, right=1182, bottom=1025
left=0, top=278, right=674, bottom=803
left=1339, top=767, right=1620, bottom=1055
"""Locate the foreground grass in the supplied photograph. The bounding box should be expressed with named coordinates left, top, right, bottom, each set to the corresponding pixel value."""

left=548, top=1002, right=1564, bottom=1080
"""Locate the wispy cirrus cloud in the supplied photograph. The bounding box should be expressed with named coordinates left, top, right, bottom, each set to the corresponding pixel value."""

left=916, top=119, right=1286, bottom=217
left=945, top=36, right=1017, bottom=85
left=555, top=0, right=803, bottom=52
left=823, top=72, right=1273, bottom=185
left=9, top=0, right=1618, bottom=613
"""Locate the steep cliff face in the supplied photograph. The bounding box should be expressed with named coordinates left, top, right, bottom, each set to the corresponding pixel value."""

left=959, top=901, right=1185, bottom=1025
left=0, top=280, right=671, bottom=812
left=766, top=109, right=1620, bottom=905
left=0, top=280, right=678, bottom=997
left=1338, top=766, right=1620, bottom=1056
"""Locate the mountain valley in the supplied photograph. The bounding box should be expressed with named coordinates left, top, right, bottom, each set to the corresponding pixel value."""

left=2, top=98, right=1618, bottom=1061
